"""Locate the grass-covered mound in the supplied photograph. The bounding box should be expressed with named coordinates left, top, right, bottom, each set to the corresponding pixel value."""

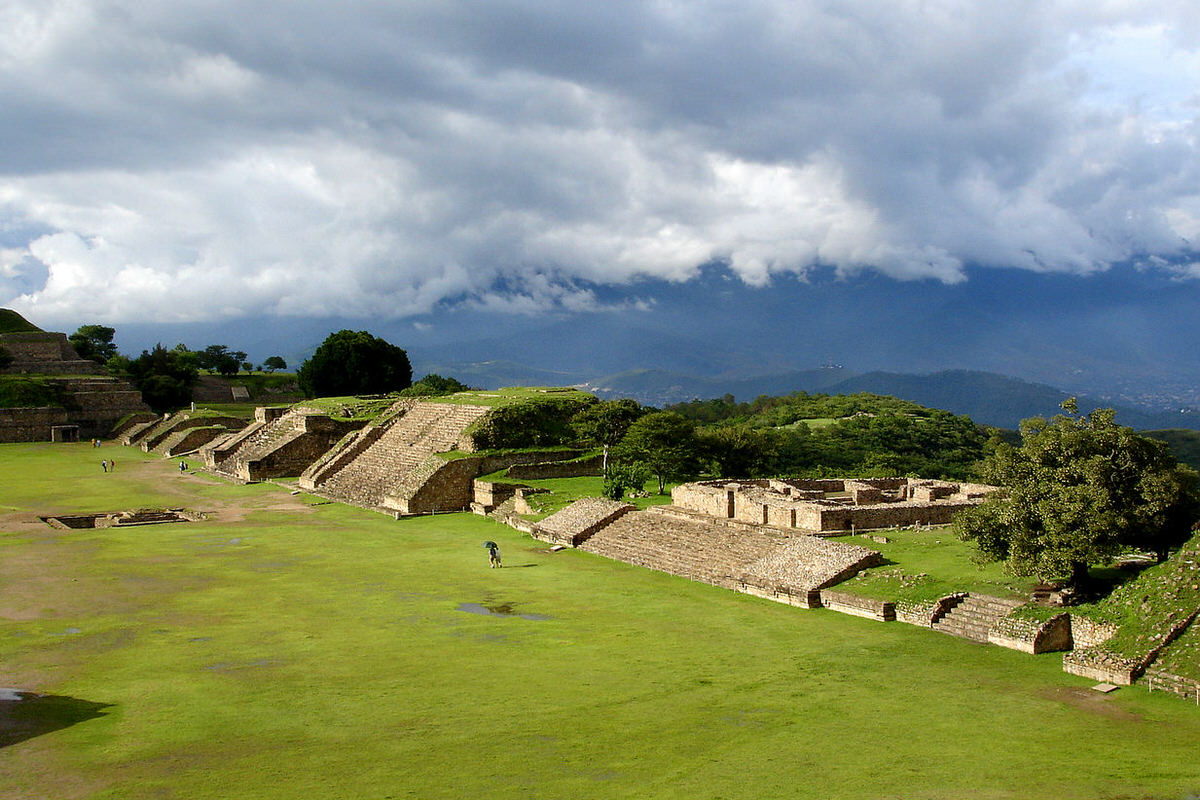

left=5, top=441, right=1200, bottom=798
left=0, top=308, right=42, bottom=333
left=833, top=525, right=1033, bottom=606
left=1071, top=533, right=1200, bottom=664
left=463, top=388, right=595, bottom=449
left=0, top=375, right=70, bottom=408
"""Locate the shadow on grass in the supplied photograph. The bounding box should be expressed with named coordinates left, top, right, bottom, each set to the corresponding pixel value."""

left=0, top=691, right=112, bottom=748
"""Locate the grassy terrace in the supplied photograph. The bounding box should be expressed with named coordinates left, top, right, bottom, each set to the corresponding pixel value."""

left=428, top=385, right=592, bottom=407
left=4, top=442, right=1200, bottom=799
left=835, top=526, right=1035, bottom=605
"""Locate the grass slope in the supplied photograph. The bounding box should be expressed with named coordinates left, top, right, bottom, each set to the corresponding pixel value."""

left=0, top=308, right=42, bottom=333
left=2, top=443, right=1200, bottom=799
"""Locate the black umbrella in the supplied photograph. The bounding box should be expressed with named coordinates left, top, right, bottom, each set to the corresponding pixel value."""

left=482, top=541, right=498, bottom=550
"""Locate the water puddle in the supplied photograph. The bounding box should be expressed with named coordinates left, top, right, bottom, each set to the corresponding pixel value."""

left=457, top=602, right=552, bottom=621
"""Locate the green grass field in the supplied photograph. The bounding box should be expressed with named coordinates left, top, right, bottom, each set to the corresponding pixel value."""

left=3, top=442, right=1200, bottom=799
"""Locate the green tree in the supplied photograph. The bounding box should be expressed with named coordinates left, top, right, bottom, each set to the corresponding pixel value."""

left=954, top=401, right=1200, bottom=595
left=0, top=346, right=12, bottom=370
left=399, top=373, right=471, bottom=397
left=198, top=345, right=240, bottom=377
left=68, top=325, right=118, bottom=364
left=603, top=462, right=651, bottom=501
left=612, top=411, right=704, bottom=495
left=261, top=356, right=287, bottom=373
left=296, top=330, right=412, bottom=398
left=572, top=398, right=645, bottom=473
left=124, top=343, right=199, bottom=412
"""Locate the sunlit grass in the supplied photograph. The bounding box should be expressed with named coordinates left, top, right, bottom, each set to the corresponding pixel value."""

left=3, top=442, right=1200, bottom=799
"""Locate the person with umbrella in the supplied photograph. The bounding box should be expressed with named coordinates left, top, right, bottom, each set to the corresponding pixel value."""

left=483, top=541, right=501, bottom=568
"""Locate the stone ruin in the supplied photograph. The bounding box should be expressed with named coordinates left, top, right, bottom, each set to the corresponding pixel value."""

left=0, top=329, right=150, bottom=443
left=671, top=477, right=1000, bottom=533
left=530, top=499, right=882, bottom=608
left=201, top=406, right=365, bottom=483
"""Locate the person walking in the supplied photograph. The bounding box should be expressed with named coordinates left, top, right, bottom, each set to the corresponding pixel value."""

left=101, top=460, right=107, bottom=473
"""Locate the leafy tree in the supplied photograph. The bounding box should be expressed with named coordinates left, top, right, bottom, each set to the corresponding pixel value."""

left=296, top=330, right=412, bottom=398
left=603, top=462, right=651, bottom=501
left=68, top=325, right=118, bottom=364
left=399, top=373, right=472, bottom=397
left=954, top=400, right=1200, bottom=595
left=198, top=345, right=241, bottom=377
left=468, top=395, right=596, bottom=449
left=572, top=398, right=645, bottom=473
left=0, top=346, right=12, bottom=370
left=261, top=356, right=287, bottom=373
left=123, top=343, right=199, bottom=412
left=612, top=411, right=705, bottom=494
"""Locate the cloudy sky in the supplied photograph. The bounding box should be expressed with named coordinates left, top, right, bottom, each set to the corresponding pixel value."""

left=1, top=0, right=1197, bottom=331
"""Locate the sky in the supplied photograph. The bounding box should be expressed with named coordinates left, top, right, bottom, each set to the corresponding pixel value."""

left=1, top=1, right=1198, bottom=367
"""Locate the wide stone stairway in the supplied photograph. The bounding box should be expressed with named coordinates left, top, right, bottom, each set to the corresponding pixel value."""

left=577, top=507, right=880, bottom=600
left=311, top=401, right=490, bottom=509
left=931, top=593, right=1024, bottom=642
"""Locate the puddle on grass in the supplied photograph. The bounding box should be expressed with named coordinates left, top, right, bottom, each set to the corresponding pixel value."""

left=457, top=602, right=552, bottom=621
left=48, top=627, right=82, bottom=636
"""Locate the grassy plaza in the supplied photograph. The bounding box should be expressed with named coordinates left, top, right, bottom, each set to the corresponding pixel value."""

left=3, top=442, right=1200, bottom=799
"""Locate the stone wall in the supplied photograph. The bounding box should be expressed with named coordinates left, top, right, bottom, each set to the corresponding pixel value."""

left=382, top=450, right=576, bottom=515
left=1142, top=667, right=1200, bottom=702
left=819, top=590, right=895, bottom=621
left=1062, top=648, right=1142, bottom=685
left=988, top=612, right=1072, bottom=654
left=671, top=477, right=998, bottom=533
left=1070, top=615, right=1118, bottom=648
left=504, top=453, right=601, bottom=479
left=0, top=407, right=69, bottom=442
left=164, top=425, right=235, bottom=457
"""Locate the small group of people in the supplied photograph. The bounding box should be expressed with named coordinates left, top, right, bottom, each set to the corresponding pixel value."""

left=100, top=459, right=115, bottom=473
left=89, top=438, right=102, bottom=448
left=485, top=541, right=502, bottom=568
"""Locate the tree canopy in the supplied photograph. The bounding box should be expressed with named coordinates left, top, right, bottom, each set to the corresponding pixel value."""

left=612, top=411, right=704, bottom=494
left=571, top=398, right=645, bottom=473
left=120, top=343, right=199, bottom=413
left=954, top=401, right=1200, bottom=593
left=68, top=325, right=118, bottom=364
left=296, top=330, right=412, bottom=398
left=261, top=356, right=288, bottom=373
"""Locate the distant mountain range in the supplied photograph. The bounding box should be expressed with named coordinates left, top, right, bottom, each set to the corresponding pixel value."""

left=424, top=359, right=1200, bottom=431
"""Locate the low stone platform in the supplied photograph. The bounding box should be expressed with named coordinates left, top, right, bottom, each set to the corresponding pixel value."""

left=534, top=498, right=635, bottom=546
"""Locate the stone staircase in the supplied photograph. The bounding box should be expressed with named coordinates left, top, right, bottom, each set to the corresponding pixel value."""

left=580, top=510, right=775, bottom=589
left=931, top=593, right=1024, bottom=643
left=309, top=401, right=491, bottom=509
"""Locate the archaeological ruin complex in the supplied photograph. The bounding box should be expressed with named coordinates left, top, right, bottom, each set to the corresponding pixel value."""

left=0, top=325, right=150, bottom=443
left=672, top=477, right=1001, bottom=533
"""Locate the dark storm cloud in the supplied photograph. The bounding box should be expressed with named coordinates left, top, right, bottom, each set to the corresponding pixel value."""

left=0, top=0, right=1197, bottom=323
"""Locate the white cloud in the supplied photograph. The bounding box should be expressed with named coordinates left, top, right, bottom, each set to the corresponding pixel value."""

left=0, top=0, right=1197, bottom=325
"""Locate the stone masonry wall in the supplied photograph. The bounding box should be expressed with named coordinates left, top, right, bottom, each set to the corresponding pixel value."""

left=504, top=453, right=601, bottom=479
left=0, top=407, right=69, bottom=442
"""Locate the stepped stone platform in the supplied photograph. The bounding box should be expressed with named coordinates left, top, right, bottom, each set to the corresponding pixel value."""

left=202, top=406, right=365, bottom=483
left=299, top=400, right=491, bottom=512
left=562, top=502, right=880, bottom=608
left=535, top=498, right=636, bottom=546
left=129, top=412, right=244, bottom=453
left=0, top=331, right=105, bottom=375
left=0, top=330, right=150, bottom=442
